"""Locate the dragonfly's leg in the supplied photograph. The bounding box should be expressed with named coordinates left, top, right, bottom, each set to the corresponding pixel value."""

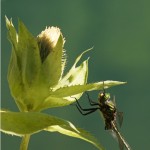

left=76, top=104, right=98, bottom=115
left=85, top=92, right=99, bottom=106
left=71, top=96, right=100, bottom=115
left=75, top=98, right=99, bottom=111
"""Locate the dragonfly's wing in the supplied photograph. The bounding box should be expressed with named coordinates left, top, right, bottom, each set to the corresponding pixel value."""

left=109, top=129, right=124, bottom=150
left=112, top=96, right=124, bottom=127
left=111, top=121, right=131, bottom=150
left=112, top=96, right=116, bottom=106
left=117, top=111, right=123, bottom=127
left=111, top=122, right=124, bottom=150
left=116, top=130, right=132, bottom=150
left=98, top=111, right=105, bottom=125
left=117, top=133, right=124, bottom=150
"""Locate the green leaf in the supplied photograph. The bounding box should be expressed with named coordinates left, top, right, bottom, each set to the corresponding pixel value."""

left=17, top=19, right=41, bottom=87
left=49, top=80, right=126, bottom=98
left=5, top=16, right=18, bottom=49
left=45, top=122, right=105, bottom=150
left=37, top=80, right=126, bottom=110
left=6, top=17, right=25, bottom=111
left=6, top=17, right=49, bottom=111
left=36, top=96, right=74, bottom=110
left=52, top=48, right=92, bottom=90
left=1, top=110, right=104, bottom=150
left=1, top=110, right=58, bottom=136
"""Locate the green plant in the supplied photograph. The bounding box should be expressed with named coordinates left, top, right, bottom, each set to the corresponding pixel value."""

left=1, top=17, right=126, bottom=150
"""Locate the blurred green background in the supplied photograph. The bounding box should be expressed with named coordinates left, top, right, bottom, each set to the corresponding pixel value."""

left=1, top=0, right=150, bottom=150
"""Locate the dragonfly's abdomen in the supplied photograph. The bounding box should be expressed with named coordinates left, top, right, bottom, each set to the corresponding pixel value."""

left=100, top=104, right=117, bottom=130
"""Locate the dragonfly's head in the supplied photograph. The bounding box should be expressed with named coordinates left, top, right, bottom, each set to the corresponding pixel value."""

left=98, top=92, right=110, bottom=104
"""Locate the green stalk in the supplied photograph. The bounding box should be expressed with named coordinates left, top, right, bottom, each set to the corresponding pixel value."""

left=20, top=134, right=31, bottom=150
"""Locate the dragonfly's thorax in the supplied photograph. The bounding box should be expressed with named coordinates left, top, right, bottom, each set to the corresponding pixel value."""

left=98, top=92, right=117, bottom=130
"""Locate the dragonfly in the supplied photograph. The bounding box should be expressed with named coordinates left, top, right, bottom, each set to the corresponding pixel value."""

left=74, top=83, right=131, bottom=150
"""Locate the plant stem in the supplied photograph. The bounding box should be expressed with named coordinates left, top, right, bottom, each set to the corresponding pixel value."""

left=20, top=134, right=31, bottom=150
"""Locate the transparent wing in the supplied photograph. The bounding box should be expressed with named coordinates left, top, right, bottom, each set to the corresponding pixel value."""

left=111, top=121, right=131, bottom=150
left=110, top=129, right=124, bottom=150
left=113, top=96, right=124, bottom=128
left=117, top=111, right=123, bottom=127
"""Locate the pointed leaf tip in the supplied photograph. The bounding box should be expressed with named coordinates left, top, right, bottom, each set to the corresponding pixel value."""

left=73, top=47, right=93, bottom=67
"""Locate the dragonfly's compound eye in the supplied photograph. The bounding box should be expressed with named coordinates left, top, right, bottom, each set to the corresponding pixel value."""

left=100, top=93, right=105, bottom=97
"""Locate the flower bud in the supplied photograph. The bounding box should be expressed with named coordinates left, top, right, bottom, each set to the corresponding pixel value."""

left=6, top=17, right=65, bottom=111
left=6, top=17, right=92, bottom=112
left=37, top=27, right=61, bottom=63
